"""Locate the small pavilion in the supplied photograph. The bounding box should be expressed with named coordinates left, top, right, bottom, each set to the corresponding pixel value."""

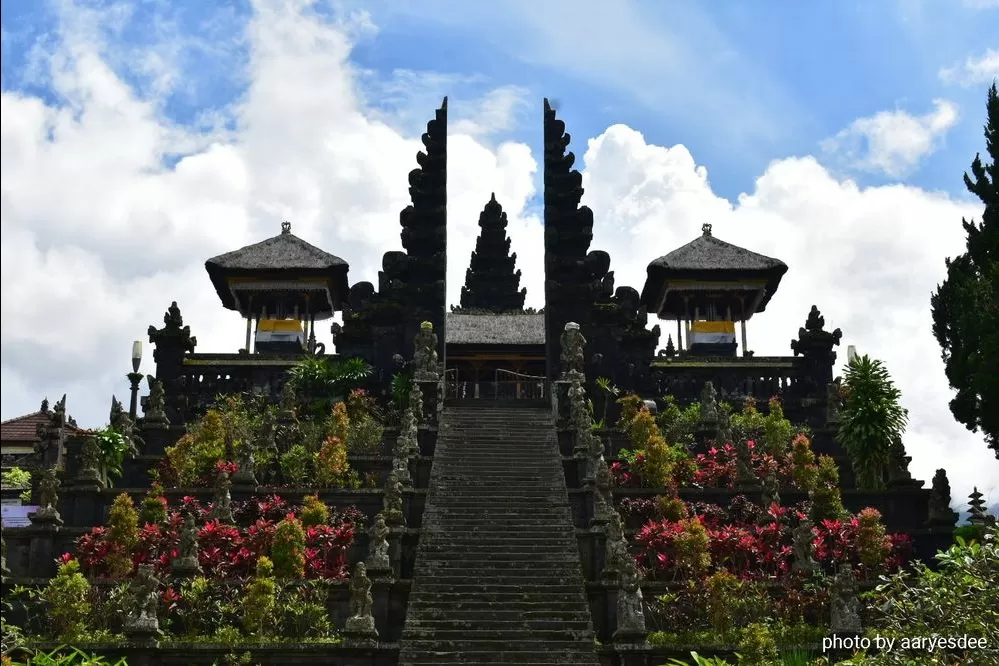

left=640, top=223, right=788, bottom=356
left=204, top=221, right=351, bottom=354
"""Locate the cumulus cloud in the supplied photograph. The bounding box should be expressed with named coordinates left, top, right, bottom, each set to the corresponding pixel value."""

left=939, top=48, right=999, bottom=87
left=2, top=0, right=995, bottom=510
left=820, top=99, right=960, bottom=178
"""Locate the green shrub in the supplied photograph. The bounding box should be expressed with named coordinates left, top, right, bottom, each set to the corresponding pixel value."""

left=299, top=495, right=329, bottom=528
left=271, top=516, right=306, bottom=579
left=40, top=559, right=91, bottom=640
left=241, top=556, right=276, bottom=637
left=106, top=493, right=139, bottom=578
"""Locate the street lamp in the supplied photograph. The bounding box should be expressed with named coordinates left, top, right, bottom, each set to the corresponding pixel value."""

left=128, top=340, right=143, bottom=420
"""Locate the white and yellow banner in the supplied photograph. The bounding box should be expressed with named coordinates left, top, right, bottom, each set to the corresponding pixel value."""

left=690, top=320, right=736, bottom=345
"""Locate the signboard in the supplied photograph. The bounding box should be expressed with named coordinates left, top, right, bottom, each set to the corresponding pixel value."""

left=1, top=504, right=39, bottom=528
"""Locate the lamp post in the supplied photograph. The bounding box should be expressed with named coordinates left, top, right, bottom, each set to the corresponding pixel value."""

left=128, top=340, right=143, bottom=420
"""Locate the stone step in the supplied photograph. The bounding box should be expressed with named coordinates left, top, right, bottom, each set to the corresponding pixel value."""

left=417, top=559, right=581, bottom=570
left=399, top=646, right=599, bottom=665
left=411, top=571, right=583, bottom=592
left=414, top=577, right=583, bottom=590
left=417, top=543, right=573, bottom=554
left=408, top=607, right=592, bottom=621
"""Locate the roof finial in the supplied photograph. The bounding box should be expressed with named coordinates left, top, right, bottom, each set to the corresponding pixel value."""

left=702, top=223, right=712, bottom=237
left=281, top=221, right=291, bottom=234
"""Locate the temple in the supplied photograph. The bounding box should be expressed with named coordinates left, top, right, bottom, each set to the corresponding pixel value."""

left=3, top=97, right=983, bottom=666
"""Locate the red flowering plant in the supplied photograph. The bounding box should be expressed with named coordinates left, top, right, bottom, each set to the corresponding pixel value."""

left=74, top=493, right=361, bottom=581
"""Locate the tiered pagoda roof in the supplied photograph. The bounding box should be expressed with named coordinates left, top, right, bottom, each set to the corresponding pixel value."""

left=457, top=194, right=527, bottom=312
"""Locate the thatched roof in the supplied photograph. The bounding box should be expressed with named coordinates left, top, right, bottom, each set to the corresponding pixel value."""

left=446, top=313, right=545, bottom=345
left=648, top=225, right=786, bottom=273
left=206, top=222, right=348, bottom=272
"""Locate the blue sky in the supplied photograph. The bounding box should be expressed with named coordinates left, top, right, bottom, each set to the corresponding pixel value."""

left=3, top=0, right=995, bottom=201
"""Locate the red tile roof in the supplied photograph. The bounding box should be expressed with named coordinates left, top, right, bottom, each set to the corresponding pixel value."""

left=1, top=409, right=87, bottom=443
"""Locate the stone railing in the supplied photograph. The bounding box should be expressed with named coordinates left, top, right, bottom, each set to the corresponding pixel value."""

left=171, top=352, right=339, bottom=421
left=650, top=355, right=809, bottom=406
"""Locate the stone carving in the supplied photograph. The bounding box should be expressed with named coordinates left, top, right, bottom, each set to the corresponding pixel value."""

left=761, top=471, right=781, bottom=517
left=208, top=471, right=234, bottom=523
left=31, top=468, right=62, bottom=524
left=110, top=396, right=141, bottom=457
left=603, top=512, right=629, bottom=578
left=392, top=451, right=413, bottom=487
left=34, top=395, right=65, bottom=465
left=400, top=407, right=420, bottom=459
left=278, top=381, right=297, bottom=420
left=699, top=381, right=719, bottom=429
left=383, top=472, right=405, bottom=526
left=592, top=458, right=614, bottom=525
left=613, top=557, right=647, bottom=642
left=830, top=564, right=862, bottom=635
left=144, top=377, right=169, bottom=425
left=366, top=513, right=391, bottom=572
left=171, top=513, right=202, bottom=575
left=413, top=321, right=439, bottom=381
left=926, top=469, right=958, bottom=527
left=663, top=335, right=676, bottom=357
left=233, top=443, right=257, bottom=486
left=825, top=380, right=842, bottom=425
left=76, top=435, right=103, bottom=486
left=345, top=562, right=378, bottom=642
left=560, top=322, right=586, bottom=380
left=408, top=381, right=424, bottom=425
left=126, top=563, right=162, bottom=634
left=791, top=519, right=818, bottom=574
left=886, top=437, right=919, bottom=487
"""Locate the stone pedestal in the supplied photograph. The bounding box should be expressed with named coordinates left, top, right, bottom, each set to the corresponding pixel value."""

left=388, top=527, right=404, bottom=578
left=26, top=522, right=60, bottom=578
left=124, top=619, right=161, bottom=647
left=344, top=614, right=379, bottom=647
left=139, top=423, right=176, bottom=457
left=415, top=380, right=440, bottom=426
left=554, top=381, right=572, bottom=428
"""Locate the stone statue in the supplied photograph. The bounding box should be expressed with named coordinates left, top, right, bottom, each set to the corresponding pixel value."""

left=109, top=396, right=141, bottom=457
left=233, top=444, right=257, bottom=486
left=383, top=472, right=405, bottom=526
left=560, top=322, right=586, bottom=380
left=32, top=468, right=62, bottom=524
left=278, top=381, right=297, bottom=419
left=76, top=435, right=103, bottom=486
left=592, top=459, right=614, bottom=525
left=830, top=564, right=862, bottom=635
left=344, top=561, right=378, bottom=642
left=209, top=471, right=234, bottom=523
left=568, top=379, right=589, bottom=433
left=171, top=513, right=202, bottom=575
left=761, top=471, right=780, bottom=518
left=366, top=513, right=391, bottom=572
left=413, top=321, right=439, bottom=381
left=603, top=512, right=630, bottom=578
left=408, top=382, right=424, bottom=424
left=699, top=381, right=719, bottom=429
left=825, top=380, right=841, bottom=425
left=926, top=469, right=958, bottom=527
left=144, top=377, right=169, bottom=425
left=791, top=519, right=818, bottom=574
left=392, top=453, right=412, bottom=487
left=613, top=557, right=647, bottom=642
left=400, top=408, right=419, bottom=458
left=126, top=563, right=161, bottom=633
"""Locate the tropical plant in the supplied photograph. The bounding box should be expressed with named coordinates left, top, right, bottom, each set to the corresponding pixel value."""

left=287, top=357, right=373, bottom=416
left=1, top=467, right=32, bottom=503
left=592, top=377, right=620, bottom=428
left=837, top=355, right=908, bottom=490
left=6, top=646, right=127, bottom=665
left=90, top=426, right=130, bottom=486
left=39, top=559, right=91, bottom=641
left=930, top=82, right=999, bottom=460
left=859, top=527, right=999, bottom=665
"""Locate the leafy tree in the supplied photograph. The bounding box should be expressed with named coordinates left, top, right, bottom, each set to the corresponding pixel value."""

left=931, top=82, right=999, bottom=459
left=837, top=355, right=908, bottom=490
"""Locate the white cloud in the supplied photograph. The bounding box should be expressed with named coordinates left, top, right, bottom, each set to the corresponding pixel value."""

left=820, top=99, right=959, bottom=178
left=2, top=0, right=995, bottom=511
left=939, top=48, right=999, bottom=87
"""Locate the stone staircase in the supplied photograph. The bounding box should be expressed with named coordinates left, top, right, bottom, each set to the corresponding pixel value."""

left=399, top=405, right=600, bottom=666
